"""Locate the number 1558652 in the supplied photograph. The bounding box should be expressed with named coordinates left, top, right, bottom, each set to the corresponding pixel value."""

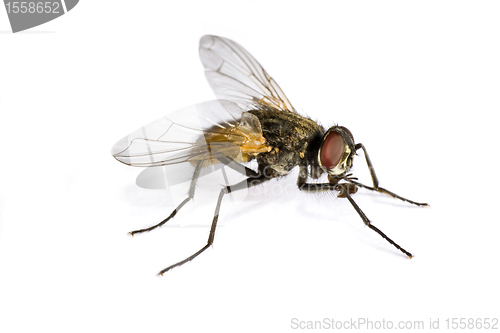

left=5, top=2, right=61, bottom=14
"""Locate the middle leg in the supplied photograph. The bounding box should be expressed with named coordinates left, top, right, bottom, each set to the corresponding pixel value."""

left=158, top=173, right=272, bottom=275
left=354, top=143, right=428, bottom=207
left=297, top=170, right=413, bottom=258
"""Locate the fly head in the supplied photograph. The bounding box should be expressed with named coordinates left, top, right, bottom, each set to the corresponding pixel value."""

left=317, top=126, right=356, bottom=176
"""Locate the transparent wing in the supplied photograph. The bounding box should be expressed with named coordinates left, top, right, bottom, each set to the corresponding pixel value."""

left=112, top=100, right=270, bottom=170
left=199, top=35, right=296, bottom=113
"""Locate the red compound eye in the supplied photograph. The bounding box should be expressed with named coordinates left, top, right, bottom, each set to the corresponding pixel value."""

left=320, top=131, right=345, bottom=169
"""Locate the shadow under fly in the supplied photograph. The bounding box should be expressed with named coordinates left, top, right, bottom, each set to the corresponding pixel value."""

left=112, top=35, right=428, bottom=275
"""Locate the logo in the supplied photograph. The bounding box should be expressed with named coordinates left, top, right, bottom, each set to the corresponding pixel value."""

left=3, top=0, right=79, bottom=33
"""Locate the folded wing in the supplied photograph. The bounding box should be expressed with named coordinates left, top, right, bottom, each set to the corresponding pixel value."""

left=199, top=35, right=296, bottom=112
left=112, top=100, right=271, bottom=168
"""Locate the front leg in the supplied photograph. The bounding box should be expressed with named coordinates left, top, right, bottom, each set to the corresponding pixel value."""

left=355, top=143, right=379, bottom=188
left=297, top=170, right=413, bottom=258
left=354, top=143, right=428, bottom=207
left=297, top=166, right=357, bottom=197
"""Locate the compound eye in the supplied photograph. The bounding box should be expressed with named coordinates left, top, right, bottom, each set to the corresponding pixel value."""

left=320, top=131, right=345, bottom=169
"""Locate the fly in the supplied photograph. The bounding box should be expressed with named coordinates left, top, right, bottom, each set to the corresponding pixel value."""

left=112, top=35, right=428, bottom=275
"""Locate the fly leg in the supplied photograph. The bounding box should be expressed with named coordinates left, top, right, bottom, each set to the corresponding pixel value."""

left=353, top=143, right=428, bottom=206
left=348, top=180, right=428, bottom=206
left=297, top=167, right=413, bottom=258
left=217, top=156, right=260, bottom=178
left=354, top=143, right=380, bottom=188
left=129, top=161, right=204, bottom=236
left=158, top=173, right=271, bottom=275
left=336, top=184, right=413, bottom=258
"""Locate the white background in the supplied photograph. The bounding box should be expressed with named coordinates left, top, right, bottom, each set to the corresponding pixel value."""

left=1, top=1, right=499, bottom=332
